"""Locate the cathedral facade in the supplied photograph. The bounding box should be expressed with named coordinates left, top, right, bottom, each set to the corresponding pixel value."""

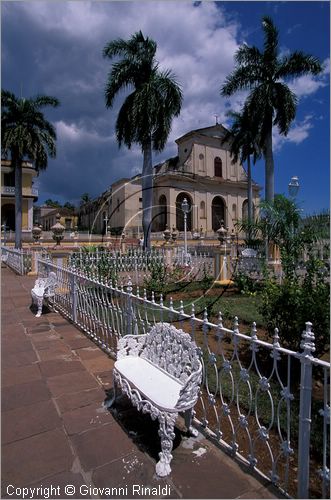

left=79, top=124, right=261, bottom=238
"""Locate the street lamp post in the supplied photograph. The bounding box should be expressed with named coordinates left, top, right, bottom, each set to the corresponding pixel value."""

left=181, top=198, right=190, bottom=266
left=288, top=176, right=300, bottom=241
left=288, top=176, right=300, bottom=199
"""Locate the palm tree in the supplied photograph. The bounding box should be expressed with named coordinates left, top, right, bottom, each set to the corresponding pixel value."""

left=222, top=106, right=261, bottom=229
left=1, top=90, right=59, bottom=248
left=221, top=16, right=322, bottom=202
left=103, top=31, right=182, bottom=249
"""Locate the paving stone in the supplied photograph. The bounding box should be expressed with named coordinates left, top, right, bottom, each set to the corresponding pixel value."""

left=75, top=346, right=107, bottom=360
left=2, top=399, right=61, bottom=444
left=37, top=343, right=74, bottom=361
left=1, top=339, right=34, bottom=355
left=170, top=444, right=272, bottom=499
left=47, top=371, right=99, bottom=397
left=30, top=332, right=60, bottom=348
left=92, top=451, right=177, bottom=499
left=51, top=320, right=74, bottom=328
left=22, top=471, right=87, bottom=499
left=1, top=349, right=39, bottom=368
left=1, top=364, right=41, bottom=388
left=71, top=423, right=135, bottom=471
left=54, top=328, right=83, bottom=338
left=26, top=324, right=53, bottom=334
left=63, top=337, right=95, bottom=350
left=2, top=428, right=74, bottom=489
left=94, top=370, right=114, bottom=388
left=80, top=355, right=113, bottom=374
left=39, top=359, right=85, bottom=378
left=62, top=401, right=113, bottom=435
left=1, top=379, right=51, bottom=412
left=55, top=388, right=107, bottom=414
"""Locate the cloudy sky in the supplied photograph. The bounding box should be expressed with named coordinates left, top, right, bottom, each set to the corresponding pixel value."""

left=2, top=1, right=330, bottom=214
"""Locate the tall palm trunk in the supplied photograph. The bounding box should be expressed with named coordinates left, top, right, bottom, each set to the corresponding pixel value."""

left=13, top=153, right=22, bottom=249
left=247, top=154, right=253, bottom=242
left=141, top=139, right=153, bottom=250
left=264, top=121, right=274, bottom=202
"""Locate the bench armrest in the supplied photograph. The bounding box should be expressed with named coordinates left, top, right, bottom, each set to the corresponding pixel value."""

left=117, top=334, right=147, bottom=359
left=175, top=366, right=202, bottom=410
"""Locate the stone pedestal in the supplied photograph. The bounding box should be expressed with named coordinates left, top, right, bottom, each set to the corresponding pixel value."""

left=213, top=246, right=233, bottom=284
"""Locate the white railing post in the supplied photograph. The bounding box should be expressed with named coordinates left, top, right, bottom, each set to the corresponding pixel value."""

left=126, top=277, right=133, bottom=336
left=297, top=321, right=315, bottom=499
left=71, top=272, right=77, bottom=323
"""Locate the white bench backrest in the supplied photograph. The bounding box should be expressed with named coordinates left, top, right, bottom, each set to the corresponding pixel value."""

left=141, top=323, right=201, bottom=384
left=241, top=248, right=257, bottom=258
left=34, top=271, right=57, bottom=296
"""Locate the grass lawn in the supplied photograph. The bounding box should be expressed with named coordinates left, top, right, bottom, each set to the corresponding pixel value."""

left=172, top=290, right=264, bottom=328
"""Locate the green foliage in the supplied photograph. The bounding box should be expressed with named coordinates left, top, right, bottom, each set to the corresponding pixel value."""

left=45, top=199, right=62, bottom=208
left=220, top=16, right=322, bottom=201
left=110, top=227, right=124, bottom=236
left=143, top=259, right=169, bottom=297
left=233, top=270, right=261, bottom=295
left=80, top=193, right=92, bottom=205
left=63, top=202, right=75, bottom=211
left=200, top=262, right=214, bottom=294
left=103, top=31, right=182, bottom=249
left=1, top=89, right=59, bottom=248
left=260, top=257, right=329, bottom=356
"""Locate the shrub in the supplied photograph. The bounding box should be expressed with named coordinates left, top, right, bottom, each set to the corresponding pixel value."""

left=260, top=256, right=329, bottom=356
left=233, top=270, right=260, bottom=295
left=143, top=259, right=169, bottom=298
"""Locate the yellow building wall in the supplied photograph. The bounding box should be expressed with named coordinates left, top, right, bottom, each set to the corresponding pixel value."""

left=22, top=199, right=29, bottom=229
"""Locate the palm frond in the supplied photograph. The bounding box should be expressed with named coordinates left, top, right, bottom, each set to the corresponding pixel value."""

left=272, top=82, right=297, bottom=134
left=262, top=16, right=279, bottom=61
left=277, top=51, right=322, bottom=79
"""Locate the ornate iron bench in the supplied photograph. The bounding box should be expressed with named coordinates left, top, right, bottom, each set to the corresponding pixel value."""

left=106, top=322, right=202, bottom=477
left=31, top=272, right=57, bottom=317
left=241, top=247, right=257, bottom=258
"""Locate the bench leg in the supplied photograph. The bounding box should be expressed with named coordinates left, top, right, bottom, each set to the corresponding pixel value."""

left=104, top=373, right=118, bottom=409
left=184, top=409, right=198, bottom=437
left=156, top=412, right=177, bottom=477
left=32, top=296, right=43, bottom=318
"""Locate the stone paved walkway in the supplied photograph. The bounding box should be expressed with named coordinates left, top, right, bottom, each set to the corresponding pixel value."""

left=1, top=266, right=281, bottom=499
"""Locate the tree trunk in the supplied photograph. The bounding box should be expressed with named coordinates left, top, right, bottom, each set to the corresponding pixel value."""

left=141, top=140, right=153, bottom=250
left=264, top=124, right=274, bottom=202
left=247, top=154, right=253, bottom=242
left=13, top=154, right=23, bottom=249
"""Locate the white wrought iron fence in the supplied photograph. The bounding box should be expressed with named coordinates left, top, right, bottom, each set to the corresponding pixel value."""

left=1, top=246, right=32, bottom=274
left=37, top=257, right=330, bottom=499
left=67, top=247, right=214, bottom=284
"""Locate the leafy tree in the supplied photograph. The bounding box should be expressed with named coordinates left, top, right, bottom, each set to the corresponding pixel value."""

left=1, top=90, right=59, bottom=248
left=222, top=106, right=261, bottom=231
left=103, top=31, right=182, bottom=249
left=45, top=199, right=62, bottom=208
left=239, top=195, right=329, bottom=355
left=63, top=202, right=75, bottom=211
left=221, top=16, right=322, bottom=202
left=80, top=192, right=92, bottom=205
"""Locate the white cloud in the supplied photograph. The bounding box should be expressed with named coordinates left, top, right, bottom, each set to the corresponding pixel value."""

left=55, top=120, right=112, bottom=144
left=288, top=57, right=330, bottom=99
left=273, top=115, right=314, bottom=152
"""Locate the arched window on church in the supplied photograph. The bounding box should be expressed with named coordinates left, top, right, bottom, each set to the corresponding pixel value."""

left=232, top=203, right=237, bottom=221
left=176, top=193, right=192, bottom=231
left=212, top=196, right=226, bottom=231
left=214, top=157, right=222, bottom=177
left=200, top=201, right=206, bottom=218
left=158, top=195, right=167, bottom=231
left=198, top=153, right=205, bottom=172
